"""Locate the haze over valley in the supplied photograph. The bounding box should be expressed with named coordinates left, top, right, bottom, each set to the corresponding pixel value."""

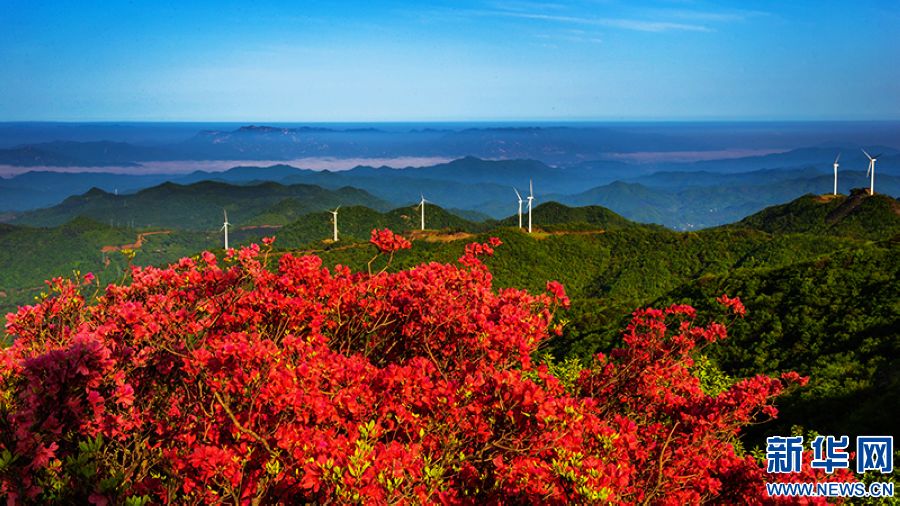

left=3, top=122, right=899, bottom=230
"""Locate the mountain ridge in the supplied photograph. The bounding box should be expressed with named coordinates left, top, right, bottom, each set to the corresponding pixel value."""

left=735, top=189, right=900, bottom=239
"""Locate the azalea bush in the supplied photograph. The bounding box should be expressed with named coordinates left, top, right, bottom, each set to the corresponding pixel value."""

left=1, top=231, right=850, bottom=504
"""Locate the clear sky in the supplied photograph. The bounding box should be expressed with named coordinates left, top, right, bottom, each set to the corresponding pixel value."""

left=0, top=0, right=897, bottom=122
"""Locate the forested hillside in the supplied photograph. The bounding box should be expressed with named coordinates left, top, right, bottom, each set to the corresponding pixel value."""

left=10, top=181, right=391, bottom=229
left=736, top=190, right=900, bottom=239
left=663, top=238, right=900, bottom=439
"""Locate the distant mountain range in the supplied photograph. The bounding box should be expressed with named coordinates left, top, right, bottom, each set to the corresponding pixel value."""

left=3, top=123, right=898, bottom=168
left=1, top=125, right=663, bottom=164
left=4, top=149, right=900, bottom=229
left=0, top=141, right=176, bottom=166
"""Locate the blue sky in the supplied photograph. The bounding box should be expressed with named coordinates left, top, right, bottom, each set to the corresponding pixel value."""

left=0, top=0, right=897, bottom=121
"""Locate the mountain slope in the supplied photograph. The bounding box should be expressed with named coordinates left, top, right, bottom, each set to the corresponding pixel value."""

left=735, top=190, right=900, bottom=239
left=11, top=181, right=392, bottom=229
left=497, top=201, right=644, bottom=231
left=278, top=168, right=517, bottom=215
left=0, top=141, right=177, bottom=166
left=660, top=238, right=900, bottom=438
left=552, top=182, right=679, bottom=225
left=275, top=204, right=483, bottom=248
left=559, top=173, right=900, bottom=230
left=0, top=218, right=134, bottom=307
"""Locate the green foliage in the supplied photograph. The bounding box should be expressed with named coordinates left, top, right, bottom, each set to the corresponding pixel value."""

left=275, top=204, right=484, bottom=248
left=735, top=191, right=900, bottom=240
left=690, top=355, right=735, bottom=396
left=661, top=238, right=900, bottom=440
left=536, top=354, right=585, bottom=393
left=0, top=218, right=133, bottom=314
left=497, top=201, right=646, bottom=231
left=12, top=180, right=391, bottom=229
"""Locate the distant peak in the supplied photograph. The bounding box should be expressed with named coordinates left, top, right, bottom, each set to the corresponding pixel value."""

left=83, top=187, right=110, bottom=197
left=232, top=125, right=350, bottom=134
left=236, top=125, right=290, bottom=134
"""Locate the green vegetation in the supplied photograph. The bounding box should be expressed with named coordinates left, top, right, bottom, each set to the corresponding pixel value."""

left=497, top=201, right=649, bottom=231
left=275, top=204, right=486, bottom=248
left=11, top=181, right=391, bottom=229
left=0, top=218, right=134, bottom=317
left=735, top=190, right=900, bottom=239
left=662, top=238, right=900, bottom=439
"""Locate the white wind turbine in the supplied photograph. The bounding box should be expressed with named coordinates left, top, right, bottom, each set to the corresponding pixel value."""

left=220, top=209, right=230, bottom=250
left=832, top=153, right=840, bottom=195
left=417, top=194, right=428, bottom=231
left=513, top=187, right=523, bottom=229
left=330, top=206, right=340, bottom=242
left=862, top=149, right=880, bottom=195
left=527, top=179, right=534, bottom=234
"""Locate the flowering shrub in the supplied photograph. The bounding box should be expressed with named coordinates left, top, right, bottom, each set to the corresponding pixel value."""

left=716, top=294, right=747, bottom=317
left=369, top=228, right=412, bottom=253
left=1, top=231, right=850, bottom=504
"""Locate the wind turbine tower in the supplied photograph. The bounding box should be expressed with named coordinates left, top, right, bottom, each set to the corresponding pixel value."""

left=330, top=206, right=340, bottom=242
left=527, top=179, right=534, bottom=234
left=221, top=209, right=230, bottom=250
left=862, top=149, right=880, bottom=195
left=513, top=187, right=523, bottom=229
left=418, top=194, right=427, bottom=231
left=833, top=153, right=840, bottom=195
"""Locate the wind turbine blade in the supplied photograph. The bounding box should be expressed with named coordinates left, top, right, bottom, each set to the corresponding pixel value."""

left=513, top=187, right=521, bottom=200
left=834, top=152, right=840, bottom=163
left=862, top=149, right=873, bottom=160
left=529, top=179, right=533, bottom=197
left=873, top=153, right=883, bottom=159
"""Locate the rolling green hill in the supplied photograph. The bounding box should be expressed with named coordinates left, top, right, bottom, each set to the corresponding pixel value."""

left=10, top=181, right=393, bottom=229
left=0, top=217, right=277, bottom=319
left=551, top=181, right=679, bottom=225
left=735, top=190, right=900, bottom=239
left=554, top=174, right=900, bottom=230
left=0, top=202, right=486, bottom=316
left=497, top=201, right=649, bottom=231
left=275, top=204, right=485, bottom=248
left=0, top=218, right=135, bottom=317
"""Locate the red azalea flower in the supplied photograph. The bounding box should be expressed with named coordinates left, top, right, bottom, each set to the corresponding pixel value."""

left=370, top=228, right=412, bottom=253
